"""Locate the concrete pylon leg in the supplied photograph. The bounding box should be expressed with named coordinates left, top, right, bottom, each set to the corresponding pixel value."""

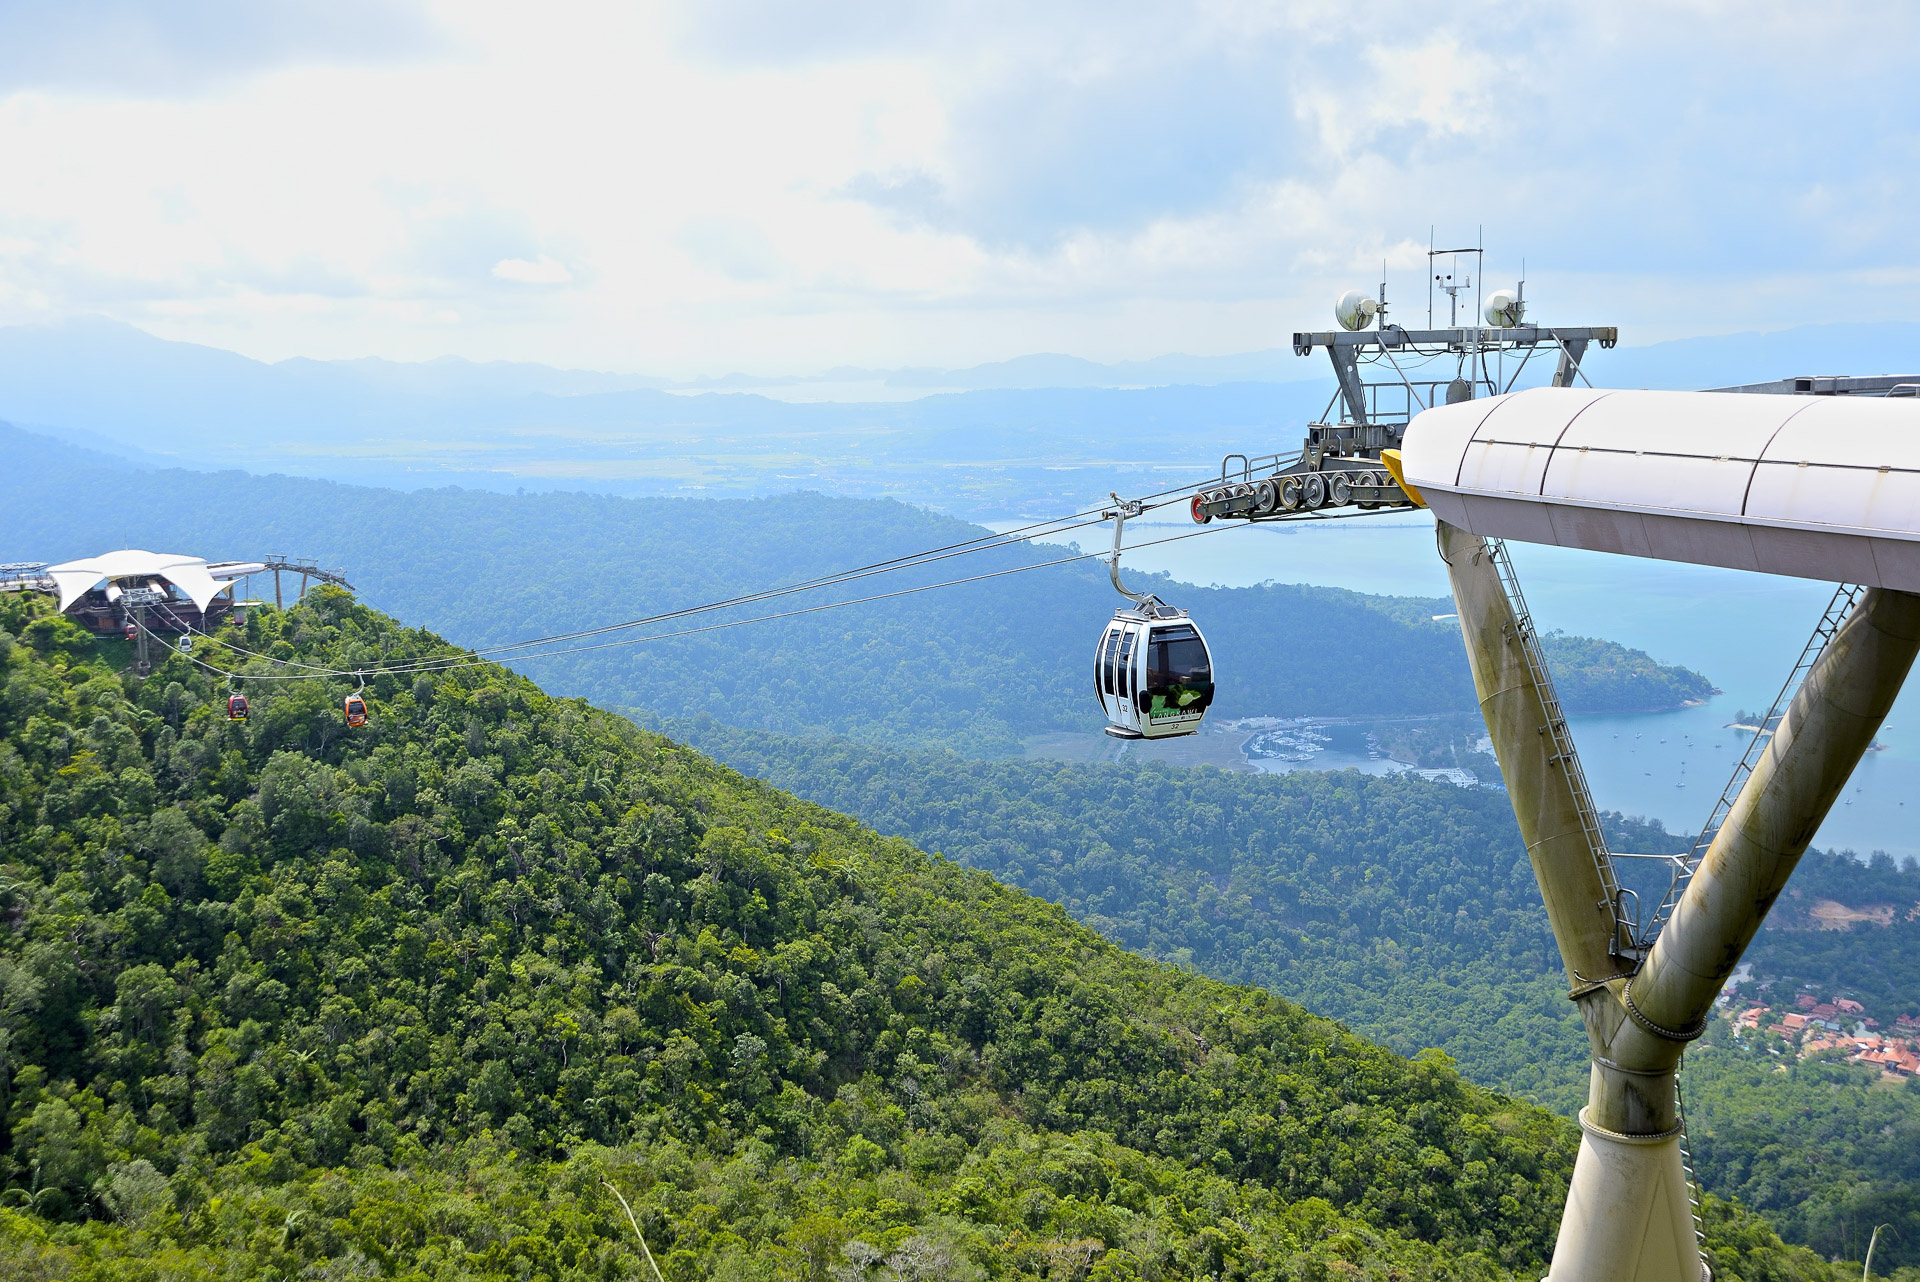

left=1439, top=520, right=1698, bottom=1282
left=1625, top=585, right=1920, bottom=1043
left=1551, top=1115, right=1700, bottom=1282
left=1439, top=519, right=1920, bottom=1282
left=1436, top=522, right=1621, bottom=986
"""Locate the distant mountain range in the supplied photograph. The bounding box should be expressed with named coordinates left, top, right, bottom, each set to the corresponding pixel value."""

left=2, top=316, right=1916, bottom=516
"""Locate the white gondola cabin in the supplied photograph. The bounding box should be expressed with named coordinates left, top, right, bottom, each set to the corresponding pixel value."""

left=1093, top=604, right=1215, bottom=738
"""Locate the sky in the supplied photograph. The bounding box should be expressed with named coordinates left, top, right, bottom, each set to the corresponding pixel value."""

left=2, top=1, right=1918, bottom=376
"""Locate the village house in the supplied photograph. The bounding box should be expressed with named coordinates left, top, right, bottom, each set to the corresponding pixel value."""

left=1858, top=1046, right=1920, bottom=1076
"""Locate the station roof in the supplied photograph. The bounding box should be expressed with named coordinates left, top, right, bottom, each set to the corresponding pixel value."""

left=1401, top=387, right=1920, bottom=590
left=43, top=550, right=255, bottom=614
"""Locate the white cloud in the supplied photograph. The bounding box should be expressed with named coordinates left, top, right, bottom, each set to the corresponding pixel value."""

left=0, top=1, right=1918, bottom=372
left=0, top=0, right=444, bottom=97
left=491, top=256, right=573, bottom=285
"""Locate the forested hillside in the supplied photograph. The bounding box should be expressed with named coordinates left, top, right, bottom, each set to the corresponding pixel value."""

left=0, top=590, right=1833, bottom=1279
left=672, top=719, right=1920, bottom=1269
left=0, top=423, right=1711, bottom=759
left=0, top=587, right=1838, bottom=1280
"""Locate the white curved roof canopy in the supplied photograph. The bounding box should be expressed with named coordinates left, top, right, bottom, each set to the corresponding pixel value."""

left=1399, top=387, right=1920, bottom=590
left=43, top=549, right=247, bottom=614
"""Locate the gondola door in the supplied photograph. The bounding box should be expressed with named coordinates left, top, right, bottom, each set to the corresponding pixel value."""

left=1100, top=617, right=1146, bottom=738
left=1094, top=624, right=1124, bottom=730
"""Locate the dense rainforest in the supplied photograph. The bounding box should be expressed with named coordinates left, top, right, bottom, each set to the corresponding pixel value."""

left=0, top=423, right=1712, bottom=758
left=0, top=589, right=1836, bottom=1279
left=671, top=719, right=1920, bottom=1269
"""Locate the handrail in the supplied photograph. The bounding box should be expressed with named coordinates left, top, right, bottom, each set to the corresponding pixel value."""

left=1637, top=583, right=1863, bottom=949
left=1484, top=537, right=1630, bottom=957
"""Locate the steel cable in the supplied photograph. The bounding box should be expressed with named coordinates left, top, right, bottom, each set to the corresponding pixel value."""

left=160, top=503, right=1386, bottom=684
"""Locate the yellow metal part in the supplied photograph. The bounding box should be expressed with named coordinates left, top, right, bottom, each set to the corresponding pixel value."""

left=1380, top=449, right=1425, bottom=508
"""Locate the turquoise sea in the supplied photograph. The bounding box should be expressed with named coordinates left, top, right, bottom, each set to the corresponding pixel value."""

left=1012, top=509, right=1920, bottom=858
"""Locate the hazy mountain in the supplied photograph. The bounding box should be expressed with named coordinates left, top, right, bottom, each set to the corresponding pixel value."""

left=2, top=317, right=1916, bottom=518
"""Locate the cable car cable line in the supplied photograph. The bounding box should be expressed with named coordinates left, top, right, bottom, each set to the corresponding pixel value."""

left=171, top=474, right=1233, bottom=680
left=178, top=510, right=1127, bottom=678
left=155, top=507, right=1378, bottom=687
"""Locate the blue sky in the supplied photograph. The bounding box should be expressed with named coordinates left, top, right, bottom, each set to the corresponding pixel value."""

left=0, top=1, right=1916, bottom=374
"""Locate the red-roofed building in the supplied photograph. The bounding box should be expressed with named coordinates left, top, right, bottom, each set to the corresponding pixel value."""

left=1811, top=1003, right=1840, bottom=1021
left=1735, top=1006, right=1765, bottom=1030
left=1780, top=1013, right=1811, bottom=1034
left=1862, top=1048, right=1920, bottom=1076
left=1836, top=998, right=1864, bottom=1015
left=1796, top=994, right=1819, bottom=1010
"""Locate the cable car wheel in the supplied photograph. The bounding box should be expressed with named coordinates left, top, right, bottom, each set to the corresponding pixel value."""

left=1253, top=479, right=1279, bottom=515
left=1302, top=472, right=1327, bottom=509
left=1329, top=473, right=1352, bottom=507
left=1278, top=476, right=1302, bottom=511
left=1356, top=469, right=1388, bottom=510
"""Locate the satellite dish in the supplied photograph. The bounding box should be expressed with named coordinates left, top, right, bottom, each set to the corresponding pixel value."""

left=1484, top=288, right=1525, bottom=328
left=1335, top=290, right=1379, bottom=331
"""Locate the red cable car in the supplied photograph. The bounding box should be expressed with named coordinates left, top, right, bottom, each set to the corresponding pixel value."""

left=344, top=693, right=369, bottom=727
left=123, top=621, right=138, bottom=641
left=227, top=693, right=250, bottom=722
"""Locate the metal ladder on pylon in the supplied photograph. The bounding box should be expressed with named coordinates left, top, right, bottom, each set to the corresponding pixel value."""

left=1637, top=583, right=1865, bottom=950
left=1675, top=1073, right=1708, bottom=1265
left=1483, top=538, right=1633, bottom=957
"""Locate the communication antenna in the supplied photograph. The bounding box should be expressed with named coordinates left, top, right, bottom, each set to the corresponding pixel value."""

left=1429, top=233, right=1483, bottom=329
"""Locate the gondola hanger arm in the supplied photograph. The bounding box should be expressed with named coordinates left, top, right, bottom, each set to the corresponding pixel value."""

left=1104, top=492, right=1151, bottom=608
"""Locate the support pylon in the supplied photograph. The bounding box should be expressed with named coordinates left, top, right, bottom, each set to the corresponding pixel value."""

left=1437, top=520, right=1920, bottom=1282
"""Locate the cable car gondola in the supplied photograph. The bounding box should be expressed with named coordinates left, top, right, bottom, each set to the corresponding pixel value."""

left=344, top=690, right=369, bottom=728
left=1093, top=495, right=1215, bottom=739
left=227, top=693, right=250, bottom=721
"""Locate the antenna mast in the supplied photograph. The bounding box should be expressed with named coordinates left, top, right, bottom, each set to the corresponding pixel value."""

left=1194, top=231, right=1615, bottom=525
